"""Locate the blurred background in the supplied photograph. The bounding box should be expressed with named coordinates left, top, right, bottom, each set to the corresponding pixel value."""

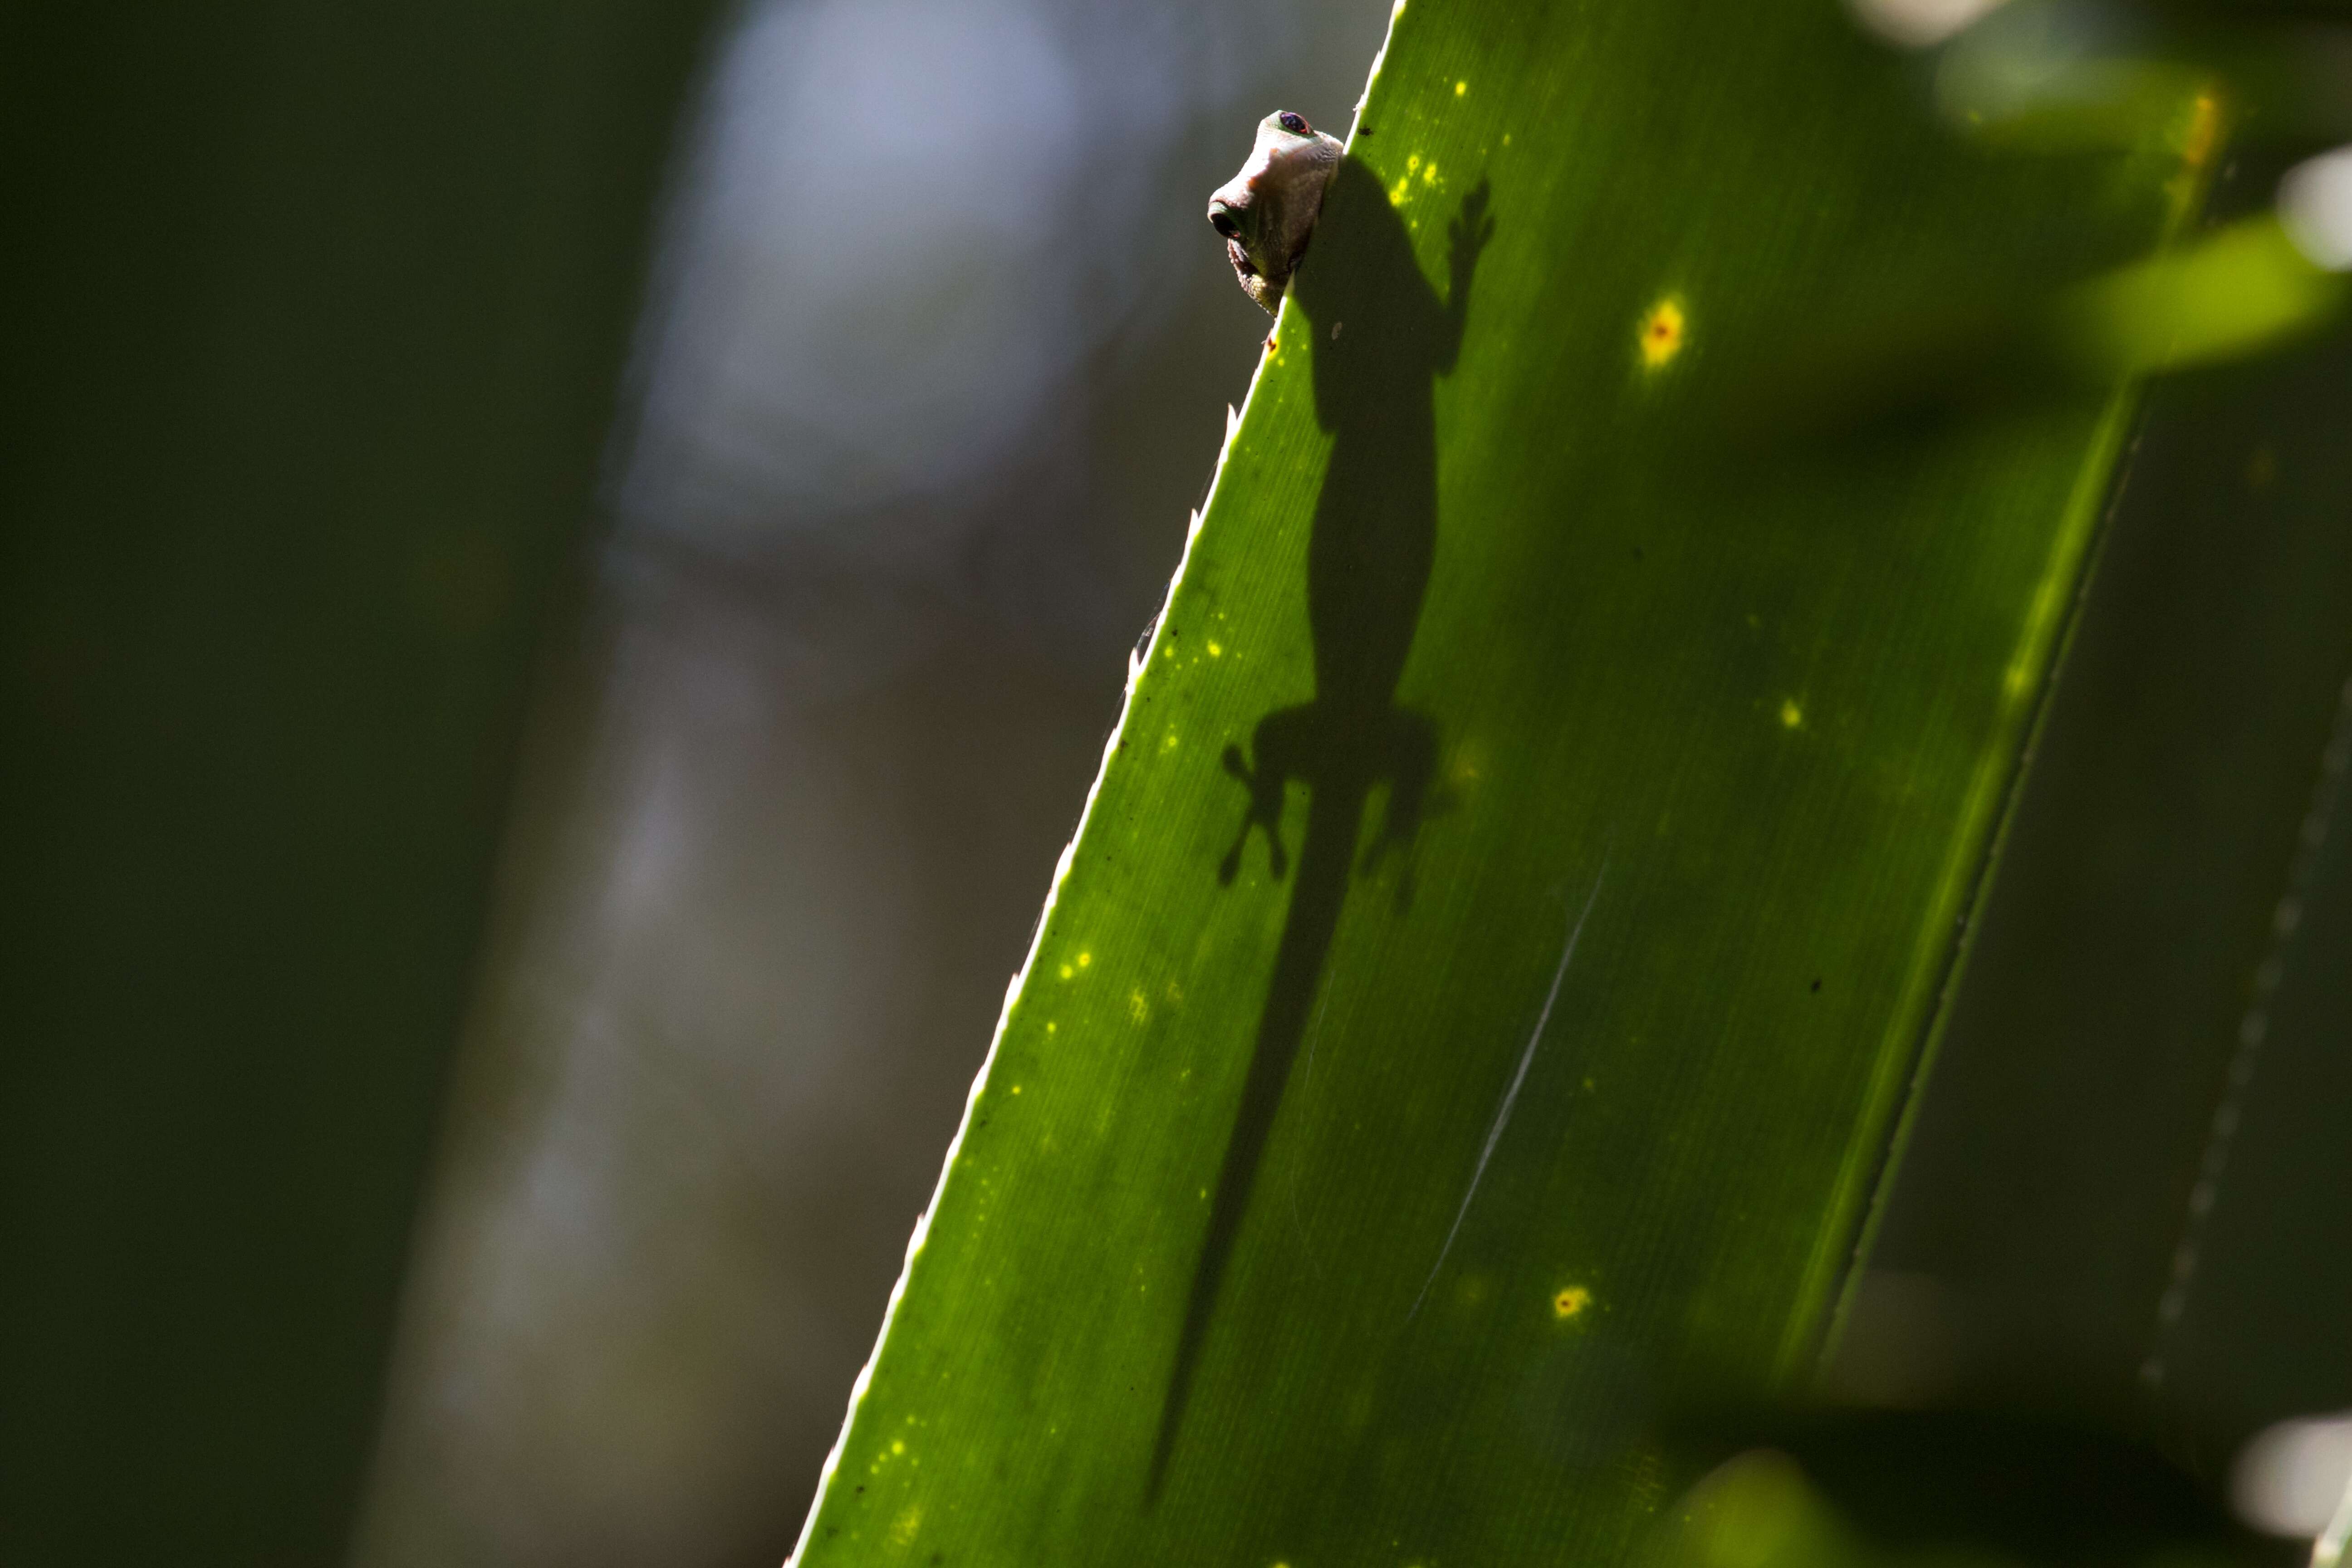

left=10, top=2, right=2352, bottom=1566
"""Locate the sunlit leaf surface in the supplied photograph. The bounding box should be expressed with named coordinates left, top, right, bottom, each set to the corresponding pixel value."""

left=792, top=1, right=2210, bottom=1561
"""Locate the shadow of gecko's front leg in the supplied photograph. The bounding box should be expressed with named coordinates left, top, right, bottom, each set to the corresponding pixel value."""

left=1217, top=704, right=1323, bottom=885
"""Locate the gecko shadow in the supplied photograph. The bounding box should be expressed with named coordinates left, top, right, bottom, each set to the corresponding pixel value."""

left=1150, top=160, right=1493, bottom=1497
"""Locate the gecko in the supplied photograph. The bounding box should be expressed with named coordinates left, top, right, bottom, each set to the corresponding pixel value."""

left=1208, top=110, right=1346, bottom=338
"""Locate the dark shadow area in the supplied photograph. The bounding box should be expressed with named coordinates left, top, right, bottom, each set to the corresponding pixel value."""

left=1149, top=160, right=1493, bottom=1494
left=0, top=8, right=727, bottom=1564
left=1717, top=299, right=2100, bottom=454
left=1670, top=1406, right=2298, bottom=1568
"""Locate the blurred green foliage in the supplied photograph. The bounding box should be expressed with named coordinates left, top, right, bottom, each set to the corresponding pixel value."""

left=1872, top=144, right=2352, bottom=1463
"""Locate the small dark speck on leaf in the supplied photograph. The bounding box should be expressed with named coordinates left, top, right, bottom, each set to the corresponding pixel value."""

left=1357, top=124, right=1374, bottom=136
left=1810, top=978, right=1822, bottom=993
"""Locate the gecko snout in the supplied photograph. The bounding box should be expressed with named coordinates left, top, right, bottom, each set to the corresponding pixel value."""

left=1207, top=201, right=1244, bottom=240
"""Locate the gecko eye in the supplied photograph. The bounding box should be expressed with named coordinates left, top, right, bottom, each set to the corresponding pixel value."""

left=1277, top=111, right=1309, bottom=134
left=1209, top=206, right=1240, bottom=238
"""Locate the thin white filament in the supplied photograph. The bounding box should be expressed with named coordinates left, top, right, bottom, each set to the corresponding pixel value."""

left=1406, top=865, right=1607, bottom=1321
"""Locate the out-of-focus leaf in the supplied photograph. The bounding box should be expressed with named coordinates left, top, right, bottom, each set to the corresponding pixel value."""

left=2059, top=214, right=2348, bottom=372
left=0, top=4, right=724, bottom=1561
left=1725, top=213, right=2339, bottom=450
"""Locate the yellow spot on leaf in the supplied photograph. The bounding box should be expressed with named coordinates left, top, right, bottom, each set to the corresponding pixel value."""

left=891, top=1439, right=906, bottom=1455
left=1454, top=79, right=1466, bottom=96
left=1779, top=699, right=1803, bottom=729
left=1058, top=964, right=1073, bottom=980
left=1639, top=296, right=1687, bottom=368
left=1387, top=174, right=1412, bottom=206
left=1162, top=731, right=1180, bottom=752
left=1554, top=1285, right=1592, bottom=1319
left=1077, top=951, right=1092, bottom=968
left=1407, top=154, right=1421, bottom=173
left=889, top=1505, right=922, bottom=1547
left=1421, top=160, right=1439, bottom=186
left=1128, top=989, right=1149, bottom=1024
left=1010, top=1084, right=1023, bottom=1095
left=1045, top=1021, right=1057, bottom=1033
left=1207, top=640, right=1223, bottom=657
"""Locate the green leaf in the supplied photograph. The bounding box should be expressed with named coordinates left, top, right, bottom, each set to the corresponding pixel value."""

left=792, top=4, right=2212, bottom=1563
left=2059, top=214, right=2347, bottom=377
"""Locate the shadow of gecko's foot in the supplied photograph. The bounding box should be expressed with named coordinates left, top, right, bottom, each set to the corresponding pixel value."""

left=1218, top=739, right=1292, bottom=885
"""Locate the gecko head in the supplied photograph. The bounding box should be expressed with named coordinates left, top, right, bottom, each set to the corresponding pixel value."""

left=1208, top=110, right=1344, bottom=315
